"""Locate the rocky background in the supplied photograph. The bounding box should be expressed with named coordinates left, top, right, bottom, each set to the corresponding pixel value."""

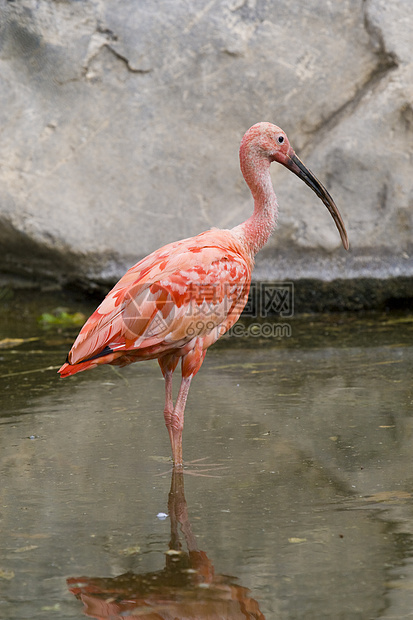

left=0, top=0, right=412, bottom=306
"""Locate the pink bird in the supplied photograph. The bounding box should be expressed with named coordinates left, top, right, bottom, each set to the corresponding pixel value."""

left=59, top=122, right=349, bottom=466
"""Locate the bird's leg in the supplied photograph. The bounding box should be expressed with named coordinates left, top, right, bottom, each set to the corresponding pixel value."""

left=163, top=369, right=174, bottom=447
left=170, top=375, right=192, bottom=468
left=169, top=345, right=206, bottom=467
left=158, top=355, right=179, bottom=450
left=161, top=345, right=205, bottom=466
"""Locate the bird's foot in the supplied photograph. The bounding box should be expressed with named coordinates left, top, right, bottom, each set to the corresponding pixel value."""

left=157, top=456, right=229, bottom=478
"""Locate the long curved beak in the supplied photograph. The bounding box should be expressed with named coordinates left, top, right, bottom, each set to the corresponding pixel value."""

left=285, top=152, right=349, bottom=251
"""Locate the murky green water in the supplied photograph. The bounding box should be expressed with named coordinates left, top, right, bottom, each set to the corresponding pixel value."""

left=0, top=291, right=412, bottom=619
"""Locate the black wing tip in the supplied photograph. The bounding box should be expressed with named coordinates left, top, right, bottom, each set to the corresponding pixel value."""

left=83, top=345, right=115, bottom=362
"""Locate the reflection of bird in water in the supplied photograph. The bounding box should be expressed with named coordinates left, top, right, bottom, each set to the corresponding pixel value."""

left=67, top=469, right=265, bottom=619
left=60, top=123, right=349, bottom=466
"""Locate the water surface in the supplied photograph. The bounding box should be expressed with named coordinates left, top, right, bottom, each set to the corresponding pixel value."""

left=0, top=293, right=412, bottom=618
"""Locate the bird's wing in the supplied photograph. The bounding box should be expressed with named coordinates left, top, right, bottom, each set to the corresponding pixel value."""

left=67, top=230, right=252, bottom=365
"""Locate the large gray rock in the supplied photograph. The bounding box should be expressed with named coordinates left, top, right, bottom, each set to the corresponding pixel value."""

left=0, top=0, right=412, bottom=290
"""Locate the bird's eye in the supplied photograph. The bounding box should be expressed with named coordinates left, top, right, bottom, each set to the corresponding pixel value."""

left=277, top=135, right=284, bottom=144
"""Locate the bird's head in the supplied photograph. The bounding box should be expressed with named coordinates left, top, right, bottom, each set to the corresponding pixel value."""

left=241, top=122, right=290, bottom=162
left=241, top=122, right=349, bottom=251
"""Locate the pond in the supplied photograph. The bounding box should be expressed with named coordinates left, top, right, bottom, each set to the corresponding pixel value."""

left=0, top=290, right=412, bottom=619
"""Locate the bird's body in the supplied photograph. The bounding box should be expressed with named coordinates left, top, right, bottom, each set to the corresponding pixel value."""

left=59, top=228, right=253, bottom=377
left=60, top=122, right=349, bottom=466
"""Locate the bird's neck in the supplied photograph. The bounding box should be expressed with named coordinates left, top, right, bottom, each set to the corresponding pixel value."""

left=232, top=147, right=278, bottom=257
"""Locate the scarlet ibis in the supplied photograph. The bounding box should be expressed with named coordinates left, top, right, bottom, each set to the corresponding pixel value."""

left=59, top=122, right=349, bottom=466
